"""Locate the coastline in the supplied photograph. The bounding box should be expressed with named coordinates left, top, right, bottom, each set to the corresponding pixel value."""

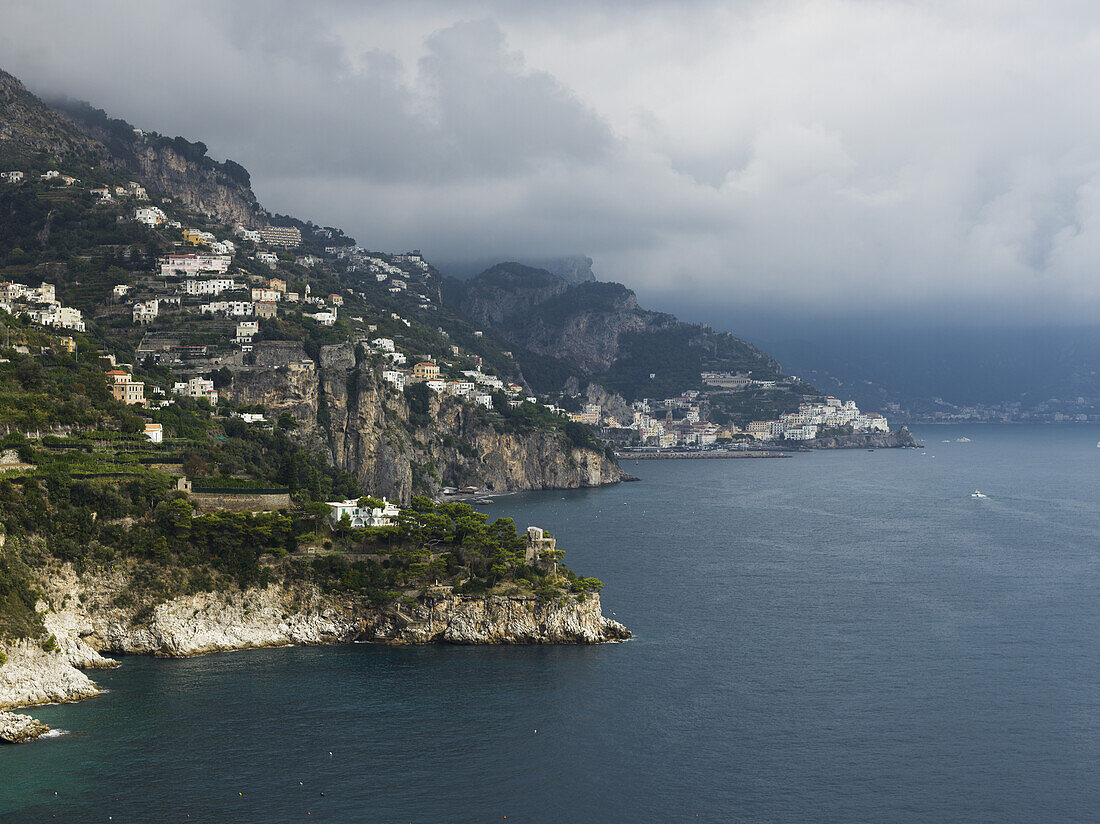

left=0, top=566, right=629, bottom=742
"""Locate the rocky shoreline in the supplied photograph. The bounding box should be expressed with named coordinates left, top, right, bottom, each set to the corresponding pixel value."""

left=0, top=566, right=630, bottom=742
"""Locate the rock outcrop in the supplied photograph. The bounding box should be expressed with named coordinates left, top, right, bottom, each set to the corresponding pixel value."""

left=0, top=564, right=630, bottom=731
left=0, top=711, right=51, bottom=744
left=0, top=639, right=101, bottom=711
left=223, top=342, right=624, bottom=505
left=807, top=427, right=919, bottom=449
left=0, top=70, right=108, bottom=165
left=364, top=593, right=630, bottom=645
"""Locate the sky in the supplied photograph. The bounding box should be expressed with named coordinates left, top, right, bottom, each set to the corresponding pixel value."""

left=5, top=0, right=1100, bottom=331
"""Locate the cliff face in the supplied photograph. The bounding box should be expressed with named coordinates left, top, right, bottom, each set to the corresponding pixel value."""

left=0, top=564, right=629, bottom=732
left=223, top=342, right=623, bottom=504
left=0, top=71, right=264, bottom=225
left=446, top=262, right=569, bottom=326
left=367, top=593, right=629, bottom=645
left=453, top=271, right=675, bottom=375
left=321, top=344, right=623, bottom=503
left=121, top=141, right=261, bottom=226
left=807, top=427, right=919, bottom=449
left=221, top=342, right=321, bottom=432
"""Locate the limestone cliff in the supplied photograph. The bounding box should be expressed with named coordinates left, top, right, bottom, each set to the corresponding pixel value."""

left=321, top=343, right=623, bottom=502
left=222, top=341, right=624, bottom=504
left=0, top=72, right=264, bottom=225
left=366, top=593, right=629, bottom=645
left=446, top=265, right=783, bottom=399
left=807, top=427, right=919, bottom=449
left=0, top=564, right=630, bottom=735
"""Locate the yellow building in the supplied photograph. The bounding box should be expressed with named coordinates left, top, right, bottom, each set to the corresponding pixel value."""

left=413, top=361, right=440, bottom=381
left=107, top=370, right=145, bottom=406
left=56, top=336, right=76, bottom=354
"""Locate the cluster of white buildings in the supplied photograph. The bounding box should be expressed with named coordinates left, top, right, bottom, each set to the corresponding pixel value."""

left=596, top=392, right=890, bottom=448
left=0, top=281, right=85, bottom=332
left=757, top=398, right=888, bottom=441
left=135, top=206, right=168, bottom=227
left=370, top=345, right=518, bottom=410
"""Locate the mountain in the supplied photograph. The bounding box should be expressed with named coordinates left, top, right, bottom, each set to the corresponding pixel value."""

left=444, top=262, right=797, bottom=408
left=0, top=69, right=262, bottom=227
left=442, top=255, right=596, bottom=284
left=48, top=98, right=263, bottom=227
left=0, top=66, right=630, bottom=713
left=0, top=70, right=107, bottom=165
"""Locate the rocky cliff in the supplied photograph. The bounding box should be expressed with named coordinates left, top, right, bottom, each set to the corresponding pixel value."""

left=451, top=267, right=676, bottom=374
left=0, top=71, right=263, bottom=225
left=222, top=341, right=624, bottom=504
left=321, top=343, right=623, bottom=502
left=49, top=97, right=264, bottom=226
left=446, top=265, right=786, bottom=401
left=0, top=70, right=108, bottom=165
left=119, top=139, right=261, bottom=226
left=0, top=563, right=629, bottom=740
left=806, top=427, right=919, bottom=449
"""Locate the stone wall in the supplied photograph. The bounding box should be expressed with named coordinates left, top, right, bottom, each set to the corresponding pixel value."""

left=188, top=490, right=291, bottom=511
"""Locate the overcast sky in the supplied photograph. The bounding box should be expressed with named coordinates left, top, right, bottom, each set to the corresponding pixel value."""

left=5, top=0, right=1100, bottom=329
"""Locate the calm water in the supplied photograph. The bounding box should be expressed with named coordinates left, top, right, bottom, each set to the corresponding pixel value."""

left=4, top=424, right=1100, bottom=823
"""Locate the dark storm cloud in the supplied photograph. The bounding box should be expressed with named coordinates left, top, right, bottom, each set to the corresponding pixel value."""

left=6, top=0, right=1100, bottom=325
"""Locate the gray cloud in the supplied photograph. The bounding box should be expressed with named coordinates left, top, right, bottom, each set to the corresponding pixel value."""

left=5, top=0, right=1100, bottom=326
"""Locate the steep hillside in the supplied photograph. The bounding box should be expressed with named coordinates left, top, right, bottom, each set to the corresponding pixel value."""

left=0, top=70, right=263, bottom=227
left=446, top=263, right=788, bottom=401
left=0, top=70, right=108, bottom=166
left=48, top=98, right=263, bottom=226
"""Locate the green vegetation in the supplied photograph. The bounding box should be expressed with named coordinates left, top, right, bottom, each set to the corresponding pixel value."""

left=0, top=100, right=620, bottom=645
left=322, top=497, right=597, bottom=604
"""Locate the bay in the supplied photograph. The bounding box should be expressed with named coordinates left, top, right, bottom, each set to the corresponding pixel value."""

left=4, top=424, right=1099, bottom=823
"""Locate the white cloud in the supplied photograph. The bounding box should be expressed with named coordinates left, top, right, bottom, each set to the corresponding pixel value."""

left=5, top=0, right=1100, bottom=324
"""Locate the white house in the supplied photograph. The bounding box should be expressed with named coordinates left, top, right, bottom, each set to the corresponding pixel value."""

left=133, top=300, right=159, bottom=325
left=143, top=422, right=163, bottom=444
left=134, top=206, right=166, bottom=226
left=382, top=370, right=406, bottom=390
left=200, top=300, right=253, bottom=317
left=326, top=498, right=401, bottom=529
left=371, top=337, right=395, bottom=352
left=173, top=376, right=218, bottom=405
left=256, top=251, right=279, bottom=267
left=236, top=320, right=259, bottom=342
left=159, top=254, right=231, bottom=276
left=309, top=310, right=337, bottom=326
left=1, top=171, right=24, bottom=183
left=185, top=278, right=239, bottom=296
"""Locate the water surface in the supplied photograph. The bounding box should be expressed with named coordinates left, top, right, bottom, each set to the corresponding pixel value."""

left=4, top=424, right=1099, bottom=823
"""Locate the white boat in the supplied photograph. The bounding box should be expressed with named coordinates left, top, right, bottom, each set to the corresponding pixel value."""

left=971, top=490, right=987, bottom=499
left=956, top=437, right=972, bottom=443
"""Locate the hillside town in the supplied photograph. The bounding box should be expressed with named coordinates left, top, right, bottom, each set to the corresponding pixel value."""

left=2, top=163, right=889, bottom=455
left=571, top=385, right=888, bottom=448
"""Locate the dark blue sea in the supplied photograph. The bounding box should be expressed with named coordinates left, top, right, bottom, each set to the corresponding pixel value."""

left=4, top=424, right=1100, bottom=823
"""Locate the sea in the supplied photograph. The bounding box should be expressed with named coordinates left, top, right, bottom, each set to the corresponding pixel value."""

left=3, top=424, right=1099, bottom=823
